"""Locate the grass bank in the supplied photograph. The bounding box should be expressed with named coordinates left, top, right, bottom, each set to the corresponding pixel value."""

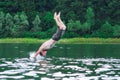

left=0, top=38, right=120, bottom=44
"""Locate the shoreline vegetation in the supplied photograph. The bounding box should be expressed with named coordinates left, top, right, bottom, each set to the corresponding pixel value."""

left=0, top=38, right=120, bottom=44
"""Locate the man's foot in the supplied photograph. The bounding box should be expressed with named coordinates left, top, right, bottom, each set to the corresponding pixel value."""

left=54, top=12, right=66, bottom=30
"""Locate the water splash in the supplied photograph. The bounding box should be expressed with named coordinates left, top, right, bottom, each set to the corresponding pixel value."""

left=29, top=51, right=45, bottom=62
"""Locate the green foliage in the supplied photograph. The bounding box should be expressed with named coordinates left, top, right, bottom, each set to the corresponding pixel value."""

left=81, top=7, right=95, bottom=35
left=0, top=0, right=119, bottom=38
left=64, top=31, right=79, bottom=38
left=20, top=12, right=29, bottom=27
left=19, top=12, right=29, bottom=36
left=66, top=11, right=76, bottom=20
left=99, top=21, right=113, bottom=38
left=5, top=13, right=14, bottom=37
left=42, top=12, right=54, bottom=30
left=0, top=11, right=5, bottom=37
left=67, top=19, right=84, bottom=38
left=82, top=22, right=91, bottom=32
left=85, top=7, right=95, bottom=26
left=113, top=25, right=120, bottom=37
left=67, top=7, right=95, bottom=37
left=67, top=19, right=81, bottom=31
left=91, top=21, right=114, bottom=38
left=12, top=14, right=20, bottom=37
left=31, top=15, right=41, bottom=32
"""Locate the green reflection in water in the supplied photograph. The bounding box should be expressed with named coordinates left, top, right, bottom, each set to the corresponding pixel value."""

left=0, top=43, right=120, bottom=58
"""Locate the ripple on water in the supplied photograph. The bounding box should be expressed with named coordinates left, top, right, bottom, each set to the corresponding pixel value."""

left=1, top=57, right=120, bottom=79
left=23, top=71, right=38, bottom=77
left=0, top=75, right=24, bottom=79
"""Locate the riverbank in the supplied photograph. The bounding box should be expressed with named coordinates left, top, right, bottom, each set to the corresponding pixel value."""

left=0, top=38, right=120, bottom=44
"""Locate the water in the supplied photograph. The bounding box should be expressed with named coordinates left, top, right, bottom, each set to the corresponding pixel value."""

left=0, top=43, right=120, bottom=80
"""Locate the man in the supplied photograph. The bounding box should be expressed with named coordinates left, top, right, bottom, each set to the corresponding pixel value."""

left=34, top=12, right=66, bottom=59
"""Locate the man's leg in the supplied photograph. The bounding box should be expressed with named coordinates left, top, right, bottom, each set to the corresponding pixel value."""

left=52, top=12, right=66, bottom=41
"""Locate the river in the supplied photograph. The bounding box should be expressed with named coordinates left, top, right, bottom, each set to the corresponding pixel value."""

left=0, top=43, right=120, bottom=80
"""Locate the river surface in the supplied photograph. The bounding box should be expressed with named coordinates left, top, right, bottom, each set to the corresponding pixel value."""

left=0, top=43, right=120, bottom=80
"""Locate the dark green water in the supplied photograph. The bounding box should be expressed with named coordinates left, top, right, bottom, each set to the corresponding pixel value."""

left=0, top=43, right=120, bottom=80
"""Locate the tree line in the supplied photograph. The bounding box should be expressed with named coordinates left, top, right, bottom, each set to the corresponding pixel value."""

left=0, top=0, right=120, bottom=38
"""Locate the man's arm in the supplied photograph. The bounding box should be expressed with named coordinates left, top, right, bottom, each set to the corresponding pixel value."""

left=34, top=45, right=43, bottom=58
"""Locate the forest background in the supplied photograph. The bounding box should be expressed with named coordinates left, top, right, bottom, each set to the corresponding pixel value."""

left=0, top=0, right=119, bottom=39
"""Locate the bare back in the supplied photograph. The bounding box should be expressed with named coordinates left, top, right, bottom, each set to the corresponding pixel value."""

left=41, top=39, right=57, bottom=50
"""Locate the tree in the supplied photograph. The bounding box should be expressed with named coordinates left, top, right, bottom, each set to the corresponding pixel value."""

left=20, top=12, right=29, bottom=29
left=66, top=11, right=76, bottom=20
left=67, top=19, right=81, bottom=31
left=42, top=12, right=54, bottom=30
left=16, top=0, right=36, bottom=21
left=85, top=7, right=95, bottom=26
left=12, top=14, right=21, bottom=37
left=99, top=21, right=113, bottom=38
left=79, top=7, right=95, bottom=35
left=4, top=13, right=14, bottom=37
left=19, top=12, right=29, bottom=37
left=0, top=11, right=5, bottom=37
left=67, top=19, right=81, bottom=37
left=31, top=15, right=41, bottom=32
left=82, top=22, right=91, bottom=32
left=113, top=25, right=120, bottom=37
